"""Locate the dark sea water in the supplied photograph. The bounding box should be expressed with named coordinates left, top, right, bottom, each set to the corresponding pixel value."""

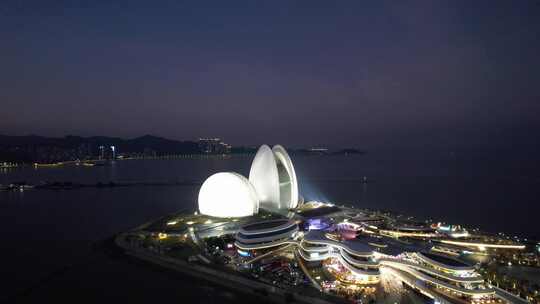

left=1, top=153, right=539, bottom=301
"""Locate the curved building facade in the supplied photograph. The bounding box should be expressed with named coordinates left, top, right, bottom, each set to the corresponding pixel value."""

left=298, top=231, right=380, bottom=284
left=248, top=145, right=280, bottom=209
left=414, top=252, right=476, bottom=275
left=198, top=144, right=300, bottom=218
left=198, top=172, right=259, bottom=218
left=272, top=145, right=299, bottom=209
left=235, top=219, right=298, bottom=251
left=378, top=252, right=494, bottom=300
left=249, top=145, right=299, bottom=210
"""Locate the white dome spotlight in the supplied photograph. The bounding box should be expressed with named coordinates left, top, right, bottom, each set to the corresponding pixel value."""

left=198, top=172, right=259, bottom=218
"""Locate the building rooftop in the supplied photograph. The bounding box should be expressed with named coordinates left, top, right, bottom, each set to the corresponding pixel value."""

left=296, top=206, right=341, bottom=218
left=420, top=252, right=471, bottom=268
left=342, top=239, right=375, bottom=254
left=304, top=231, right=374, bottom=255
left=242, top=219, right=291, bottom=231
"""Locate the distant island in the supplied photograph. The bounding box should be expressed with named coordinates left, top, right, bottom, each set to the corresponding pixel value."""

left=0, top=134, right=365, bottom=164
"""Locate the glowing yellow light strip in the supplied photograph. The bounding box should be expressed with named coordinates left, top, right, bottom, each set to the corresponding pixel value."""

left=381, top=262, right=494, bottom=296
left=431, top=247, right=460, bottom=256
left=368, top=242, right=387, bottom=248
left=234, top=239, right=298, bottom=250
left=439, top=240, right=525, bottom=249
left=379, top=229, right=437, bottom=238
left=379, top=259, right=484, bottom=283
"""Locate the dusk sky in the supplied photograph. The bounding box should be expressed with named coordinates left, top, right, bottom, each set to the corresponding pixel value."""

left=1, top=1, right=539, bottom=149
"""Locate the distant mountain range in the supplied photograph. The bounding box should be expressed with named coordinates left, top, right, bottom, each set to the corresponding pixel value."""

left=0, top=134, right=200, bottom=162
left=0, top=134, right=200, bottom=153
left=0, top=134, right=365, bottom=163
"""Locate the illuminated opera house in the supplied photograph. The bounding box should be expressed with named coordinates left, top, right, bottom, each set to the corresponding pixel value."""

left=192, top=143, right=505, bottom=302
left=198, top=144, right=300, bottom=218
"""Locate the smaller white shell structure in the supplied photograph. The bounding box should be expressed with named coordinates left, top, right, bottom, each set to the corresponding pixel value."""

left=272, top=145, right=299, bottom=209
left=249, top=144, right=299, bottom=210
left=249, top=145, right=281, bottom=210
left=198, top=172, right=259, bottom=218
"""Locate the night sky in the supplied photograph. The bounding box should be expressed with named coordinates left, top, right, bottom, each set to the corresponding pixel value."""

left=1, top=1, right=539, bottom=149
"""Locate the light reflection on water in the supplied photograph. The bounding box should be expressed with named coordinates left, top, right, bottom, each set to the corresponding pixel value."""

left=1, top=154, right=539, bottom=238
left=0, top=154, right=538, bottom=298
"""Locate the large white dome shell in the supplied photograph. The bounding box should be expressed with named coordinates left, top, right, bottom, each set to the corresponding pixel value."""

left=198, top=172, right=259, bottom=218
left=272, top=145, right=299, bottom=209
left=249, top=145, right=281, bottom=210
